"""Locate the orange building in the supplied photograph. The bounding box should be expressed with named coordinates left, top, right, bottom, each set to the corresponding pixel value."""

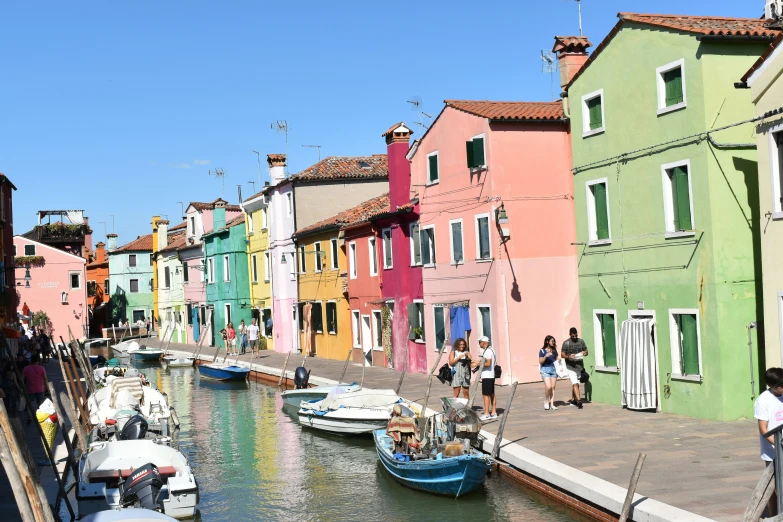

left=86, top=241, right=110, bottom=337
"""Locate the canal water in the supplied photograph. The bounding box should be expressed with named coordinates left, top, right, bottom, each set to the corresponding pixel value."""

left=125, top=359, right=586, bottom=521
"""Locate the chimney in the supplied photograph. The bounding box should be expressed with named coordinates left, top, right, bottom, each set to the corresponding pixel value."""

left=83, top=216, right=93, bottom=255
left=267, top=154, right=286, bottom=186
left=95, top=242, right=106, bottom=263
left=767, top=0, right=783, bottom=19
left=213, top=199, right=227, bottom=231
left=382, top=122, right=413, bottom=210
left=107, top=233, right=118, bottom=251
left=157, top=220, right=169, bottom=251
left=553, top=36, right=592, bottom=90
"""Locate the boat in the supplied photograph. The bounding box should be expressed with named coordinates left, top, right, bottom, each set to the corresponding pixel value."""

left=373, top=397, right=493, bottom=498
left=280, top=382, right=361, bottom=407
left=297, top=388, right=415, bottom=435
left=81, top=507, right=178, bottom=521
left=77, top=439, right=199, bottom=519
left=93, top=364, right=133, bottom=386
left=196, top=363, right=250, bottom=381
left=87, top=375, right=176, bottom=434
left=128, top=344, right=163, bottom=361
left=163, top=355, right=195, bottom=368
left=111, top=341, right=136, bottom=358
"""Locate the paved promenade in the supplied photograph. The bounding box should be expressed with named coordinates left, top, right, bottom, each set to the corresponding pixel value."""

left=145, top=339, right=759, bottom=521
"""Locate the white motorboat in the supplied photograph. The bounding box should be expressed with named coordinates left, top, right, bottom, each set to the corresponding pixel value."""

left=127, top=344, right=163, bottom=361
left=297, top=388, right=418, bottom=435
left=162, top=355, right=195, bottom=368
left=88, top=376, right=174, bottom=431
left=281, top=382, right=360, bottom=407
left=93, top=365, right=135, bottom=386
left=77, top=439, right=199, bottom=519
left=81, top=508, right=178, bottom=521
left=111, top=341, right=135, bottom=358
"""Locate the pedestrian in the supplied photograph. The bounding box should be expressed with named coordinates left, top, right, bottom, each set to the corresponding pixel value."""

left=15, top=352, right=29, bottom=373
left=756, top=367, right=783, bottom=516
left=22, top=354, right=49, bottom=423
left=472, top=336, right=497, bottom=421
left=248, top=318, right=260, bottom=355
left=226, top=322, right=236, bottom=356
left=0, top=360, right=23, bottom=420
left=539, top=335, right=560, bottom=411
left=448, top=338, right=472, bottom=399
left=40, top=333, right=51, bottom=362
left=561, top=327, right=588, bottom=409
left=238, top=319, right=247, bottom=355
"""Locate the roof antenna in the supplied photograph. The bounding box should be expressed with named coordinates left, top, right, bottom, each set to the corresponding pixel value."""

left=541, top=50, right=559, bottom=101
left=176, top=202, right=185, bottom=221
left=237, top=184, right=243, bottom=206
left=252, top=150, right=262, bottom=188
left=302, top=144, right=322, bottom=162
left=271, top=120, right=289, bottom=175
left=209, top=168, right=226, bottom=198
left=565, top=0, right=583, bottom=36
left=407, top=96, right=432, bottom=130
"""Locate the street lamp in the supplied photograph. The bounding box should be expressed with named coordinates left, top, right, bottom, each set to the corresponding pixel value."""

left=495, top=203, right=511, bottom=242
left=24, top=265, right=31, bottom=288
left=61, top=291, right=68, bottom=304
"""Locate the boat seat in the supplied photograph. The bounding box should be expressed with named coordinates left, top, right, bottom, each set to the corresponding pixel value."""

left=88, top=466, right=177, bottom=483
left=109, top=377, right=145, bottom=408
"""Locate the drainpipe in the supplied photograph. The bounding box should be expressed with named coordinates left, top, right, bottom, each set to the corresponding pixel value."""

left=748, top=322, right=757, bottom=400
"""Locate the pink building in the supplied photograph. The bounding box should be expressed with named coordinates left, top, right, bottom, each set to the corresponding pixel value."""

left=15, top=236, right=88, bottom=340
left=409, top=101, right=580, bottom=384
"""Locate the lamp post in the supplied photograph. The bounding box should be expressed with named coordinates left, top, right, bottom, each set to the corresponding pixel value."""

left=24, top=265, right=31, bottom=288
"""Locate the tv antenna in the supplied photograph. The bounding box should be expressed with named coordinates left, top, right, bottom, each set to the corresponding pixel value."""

left=252, top=150, right=262, bottom=188
left=407, top=96, right=432, bottom=130
left=236, top=184, right=243, bottom=206
left=247, top=181, right=256, bottom=194
left=302, top=144, right=322, bottom=162
left=541, top=50, right=559, bottom=101
left=209, top=168, right=226, bottom=197
left=271, top=120, right=289, bottom=174
left=565, top=0, right=583, bottom=36
left=109, top=215, right=115, bottom=233
left=97, top=221, right=107, bottom=240
left=176, top=201, right=185, bottom=221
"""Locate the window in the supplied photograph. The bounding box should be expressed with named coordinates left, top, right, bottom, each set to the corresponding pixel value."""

left=164, top=266, right=171, bottom=289
left=183, top=262, right=189, bottom=283
left=314, top=242, right=323, bottom=273
left=311, top=302, right=323, bottom=333
left=581, top=89, right=605, bottom=137
left=427, top=151, right=439, bottom=184
left=262, top=308, right=273, bottom=337
left=288, top=253, right=296, bottom=280
left=298, top=302, right=305, bottom=331
left=408, top=301, right=425, bottom=341
left=225, top=303, right=231, bottom=326
left=264, top=252, right=270, bottom=282
left=771, top=128, right=783, bottom=216
left=330, top=238, right=339, bottom=270
left=410, top=222, right=422, bottom=266
left=420, top=225, right=436, bottom=267
left=586, top=178, right=611, bottom=243
left=368, top=237, right=378, bottom=276
left=299, top=245, right=306, bottom=273
left=69, top=272, right=80, bottom=290
left=261, top=208, right=267, bottom=229
left=372, top=310, right=382, bottom=350
left=189, top=217, right=195, bottom=234
left=475, top=214, right=491, bottom=260
left=433, top=305, right=446, bottom=351
left=287, top=193, right=293, bottom=216
left=382, top=229, right=392, bottom=269
left=149, top=254, right=153, bottom=265
left=251, top=254, right=258, bottom=283
left=593, top=311, right=618, bottom=369
left=130, top=279, right=139, bottom=293
left=326, top=301, right=338, bottom=334
left=104, top=278, right=110, bottom=295
left=352, top=311, right=361, bottom=347
left=466, top=134, right=486, bottom=170
left=200, top=260, right=205, bottom=282
left=223, top=255, right=230, bottom=281
left=669, top=310, right=702, bottom=380
left=187, top=304, right=193, bottom=325
left=247, top=214, right=254, bottom=234
left=449, top=219, right=464, bottom=264
left=149, top=279, right=153, bottom=291
left=24, top=244, right=36, bottom=256
left=476, top=305, right=492, bottom=344
left=656, top=59, right=686, bottom=114
left=349, top=242, right=357, bottom=279
left=129, top=254, right=137, bottom=267
left=661, top=160, right=694, bottom=235
left=207, top=258, right=214, bottom=283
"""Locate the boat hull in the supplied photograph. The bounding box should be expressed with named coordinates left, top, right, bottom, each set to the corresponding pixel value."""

left=373, top=430, right=492, bottom=497
left=298, top=410, right=390, bottom=435
left=130, top=351, right=162, bottom=361
left=164, top=357, right=195, bottom=368
left=280, top=384, right=360, bottom=407
left=197, top=364, right=250, bottom=381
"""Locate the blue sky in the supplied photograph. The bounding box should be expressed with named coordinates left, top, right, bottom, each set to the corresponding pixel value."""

left=0, top=0, right=763, bottom=244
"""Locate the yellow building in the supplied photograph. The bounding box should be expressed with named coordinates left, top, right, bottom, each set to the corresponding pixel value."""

left=243, top=190, right=274, bottom=350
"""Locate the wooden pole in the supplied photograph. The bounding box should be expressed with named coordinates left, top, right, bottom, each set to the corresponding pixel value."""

left=192, top=311, right=212, bottom=360
left=618, top=453, right=647, bottom=522
left=66, top=352, right=89, bottom=417
left=466, top=356, right=486, bottom=410
left=492, top=381, right=518, bottom=459
left=360, top=353, right=366, bottom=389
left=46, top=383, right=78, bottom=472
left=395, top=341, right=408, bottom=395
left=339, top=349, right=352, bottom=384
left=59, top=388, right=87, bottom=453
left=59, top=348, right=90, bottom=434
left=743, top=463, right=775, bottom=522
left=420, top=340, right=448, bottom=423
left=0, top=419, right=35, bottom=521
left=54, top=344, right=80, bottom=423
left=277, top=352, right=291, bottom=388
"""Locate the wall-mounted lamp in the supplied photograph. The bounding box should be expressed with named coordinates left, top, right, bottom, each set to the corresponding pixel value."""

left=495, top=203, right=511, bottom=242
left=61, top=291, right=69, bottom=304
left=280, top=255, right=287, bottom=264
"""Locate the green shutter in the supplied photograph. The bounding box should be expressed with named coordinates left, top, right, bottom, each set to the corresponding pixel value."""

left=672, top=167, right=692, bottom=231
left=478, top=217, right=490, bottom=258
left=418, top=303, right=426, bottom=340
left=434, top=307, right=445, bottom=350
left=411, top=223, right=421, bottom=265
left=452, top=222, right=463, bottom=262
left=428, top=154, right=439, bottom=183
left=592, top=183, right=609, bottom=240
left=472, top=137, right=485, bottom=167
left=663, top=67, right=683, bottom=106
left=466, top=141, right=475, bottom=169
left=587, top=97, right=602, bottom=130
left=679, top=314, right=700, bottom=375
left=601, top=314, right=617, bottom=367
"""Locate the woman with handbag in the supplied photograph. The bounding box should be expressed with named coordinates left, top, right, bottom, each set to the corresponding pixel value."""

left=539, top=335, right=560, bottom=410
left=448, top=338, right=471, bottom=399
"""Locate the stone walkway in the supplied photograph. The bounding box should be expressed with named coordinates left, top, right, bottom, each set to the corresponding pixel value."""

left=144, top=339, right=760, bottom=521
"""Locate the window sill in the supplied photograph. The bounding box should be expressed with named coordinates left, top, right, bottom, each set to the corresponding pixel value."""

left=353, top=345, right=362, bottom=349
left=252, top=281, right=258, bottom=285
left=588, top=239, right=612, bottom=247
left=772, top=211, right=783, bottom=221
left=476, top=258, right=493, bottom=263
left=264, top=279, right=270, bottom=283
left=247, top=232, right=254, bottom=237
left=657, top=102, right=686, bottom=116
left=328, top=331, right=337, bottom=335
left=383, top=266, right=393, bottom=270
left=410, top=263, right=423, bottom=268
left=331, top=268, right=339, bottom=271
left=450, top=261, right=464, bottom=266
left=426, top=180, right=440, bottom=187
left=470, top=166, right=487, bottom=174
left=413, top=339, right=426, bottom=344
left=671, top=373, right=702, bottom=383
left=596, top=366, right=619, bottom=374
left=582, top=127, right=605, bottom=138
left=373, top=346, right=384, bottom=351
left=664, top=231, right=695, bottom=240
left=370, top=273, right=378, bottom=278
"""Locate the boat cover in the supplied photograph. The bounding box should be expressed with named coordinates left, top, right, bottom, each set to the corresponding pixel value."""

left=109, top=377, right=145, bottom=408
left=315, top=388, right=400, bottom=411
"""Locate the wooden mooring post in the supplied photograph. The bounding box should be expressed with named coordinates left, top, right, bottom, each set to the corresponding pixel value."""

left=743, top=463, right=775, bottom=522
left=419, top=340, right=448, bottom=426
left=277, top=352, right=291, bottom=388
left=491, top=381, right=518, bottom=460
left=618, top=453, right=646, bottom=522
left=395, top=343, right=408, bottom=395
left=466, top=356, right=486, bottom=410
left=339, top=348, right=352, bottom=384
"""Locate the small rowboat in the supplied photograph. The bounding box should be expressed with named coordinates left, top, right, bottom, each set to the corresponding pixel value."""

left=281, top=383, right=361, bottom=407
left=128, top=344, right=164, bottom=361
left=197, top=363, right=250, bottom=381
left=297, top=389, right=414, bottom=435
left=163, top=356, right=195, bottom=368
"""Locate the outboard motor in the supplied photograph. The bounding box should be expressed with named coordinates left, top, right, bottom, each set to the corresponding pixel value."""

left=119, top=463, right=163, bottom=511
left=441, top=397, right=482, bottom=443
left=293, top=367, right=310, bottom=389
left=118, top=415, right=149, bottom=441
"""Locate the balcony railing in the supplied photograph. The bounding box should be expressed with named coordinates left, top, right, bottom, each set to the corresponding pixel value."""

left=33, top=223, right=92, bottom=243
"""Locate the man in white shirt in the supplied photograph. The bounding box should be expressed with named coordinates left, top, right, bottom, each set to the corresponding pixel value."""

left=247, top=318, right=260, bottom=355
left=755, top=367, right=783, bottom=516
left=472, top=336, right=497, bottom=421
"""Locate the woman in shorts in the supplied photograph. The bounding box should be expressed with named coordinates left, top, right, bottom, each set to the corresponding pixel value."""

left=539, top=335, right=560, bottom=410
left=448, top=338, right=472, bottom=399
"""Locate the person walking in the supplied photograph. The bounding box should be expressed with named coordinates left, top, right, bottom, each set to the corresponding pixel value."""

left=539, top=335, right=560, bottom=410
left=472, top=336, right=497, bottom=421
left=238, top=319, right=247, bottom=355
left=22, top=354, right=48, bottom=423
left=247, top=318, right=260, bottom=355
left=561, top=327, right=588, bottom=409
left=755, top=367, right=783, bottom=516
left=448, top=338, right=471, bottom=399
left=226, top=322, right=237, bottom=356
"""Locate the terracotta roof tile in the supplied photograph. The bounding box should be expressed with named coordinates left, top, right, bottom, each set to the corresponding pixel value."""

left=444, top=100, right=565, bottom=121
left=289, top=155, right=388, bottom=183
left=189, top=198, right=242, bottom=212
left=552, top=36, right=593, bottom=53
left=295, top=194, right=390, bottom=237
left=112, top=234, right=153, bottom=253
left=159, top=233, right=187, bottom=253
left=169, top=220, right=187, bottom=231
left=742, top=33, right=783, bottom=82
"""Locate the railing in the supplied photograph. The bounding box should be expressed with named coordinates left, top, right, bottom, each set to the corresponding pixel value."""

left=33, top=223, right=92, bottom=242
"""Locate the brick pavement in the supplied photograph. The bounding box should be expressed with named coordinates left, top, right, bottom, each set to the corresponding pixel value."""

left=144, top=338, right=761, bottom=521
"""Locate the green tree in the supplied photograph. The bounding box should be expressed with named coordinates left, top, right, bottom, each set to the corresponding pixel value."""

left=31, top=311, right=54, bottom=337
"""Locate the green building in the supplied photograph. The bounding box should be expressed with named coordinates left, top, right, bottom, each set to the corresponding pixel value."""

left=204, top=200, right=252, bottom=349
left=107, top=233, right=154, bottom=326
left=560, top=13, right=779, bottom=420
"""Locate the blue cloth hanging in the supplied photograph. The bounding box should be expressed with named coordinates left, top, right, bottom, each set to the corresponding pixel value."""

left=449, top=307, right=472, bottom=342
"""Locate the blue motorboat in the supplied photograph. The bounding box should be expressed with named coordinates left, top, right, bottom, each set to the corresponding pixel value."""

left=373, top=429, right=493, bottom=497
left=197, top=363, right=250, bottom=381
